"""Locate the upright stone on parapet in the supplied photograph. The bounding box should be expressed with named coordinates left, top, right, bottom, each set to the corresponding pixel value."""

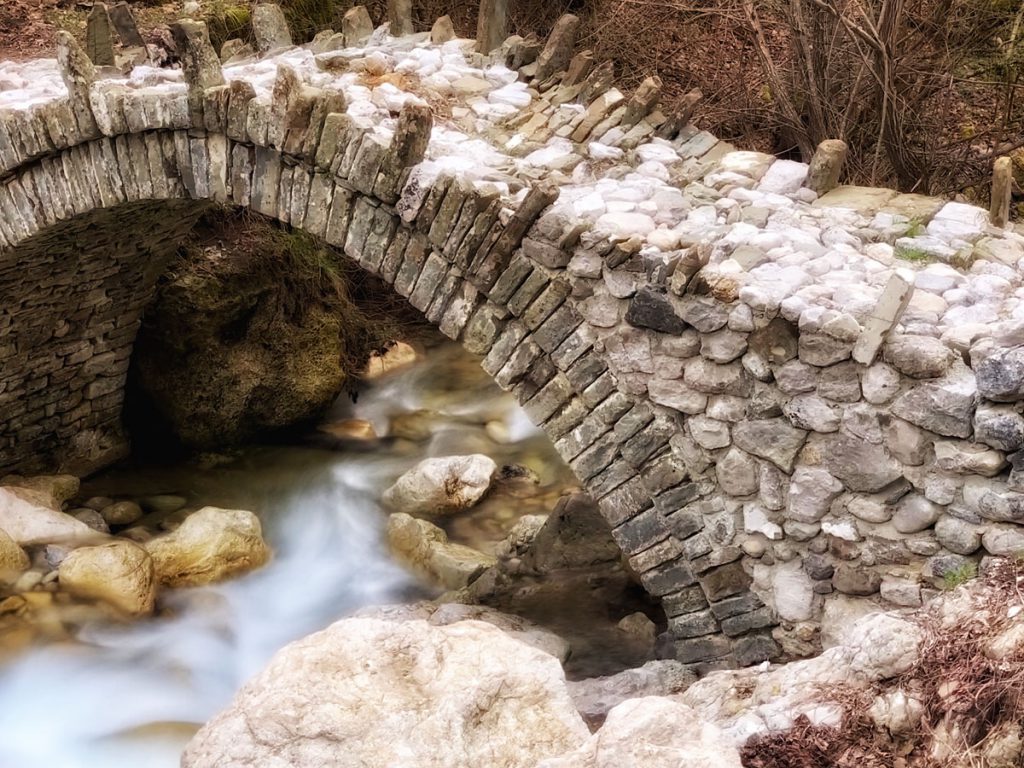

left=563, top=50, right=594, bottom=86
left=622, top=76, right=662, bottom=127
left=171, top=20, right=225, bottom=124
left=476, top=0, right=508, bottom=54
left=431, top=15, right=455, bottom=44
left=85, top=3, right=116, bottom=66
left=108, top=2, right=145, bottom=47
left=851, top=269, right=914, bottom=365
left=654, top=88, right=701, bottom=139
left=534, top=14, right=579, bottom=82
left=342, top=6, right=374, bottom=46
left=495, top=182, right=559, bottom=259
left=806, top=139, right=848, bottom=195
left=252, top=3, right=293, bottom=54
left=388, top=0, right=414, bottom=36
left=375, top=102, right=433, bottom=203
left=991, top=156, right=1013, bottom=228
left=56, top=31, right=99, bottom=137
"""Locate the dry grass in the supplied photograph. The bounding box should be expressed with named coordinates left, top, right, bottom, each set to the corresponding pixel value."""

left=741, top=559, right=1024, bottom=768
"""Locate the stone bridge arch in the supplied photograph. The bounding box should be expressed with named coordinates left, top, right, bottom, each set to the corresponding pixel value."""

left=0, top=18, right=764, bottom=668
left=5, top=4, right=1023, bottom=670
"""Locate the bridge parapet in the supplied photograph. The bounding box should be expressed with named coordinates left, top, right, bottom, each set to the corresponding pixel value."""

left=2, top=7, right=1024, bottom=668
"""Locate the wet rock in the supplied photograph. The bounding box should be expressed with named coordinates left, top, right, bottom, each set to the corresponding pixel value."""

left=882, top=335, right=952, bottom=379
left=58, top=541, right=156, bottom=616
left=539, top=696, right=742, bottom=768
left=363, top=341, right=419, bottom=379
left=182, top=617, right=590, bottom=768
left=387, top=513, right=495, bottom=590
left=139, top=495, right=188, bottom=514
left=100, top=500, right=143, bottom=526
left=144, top=506, right=271, bottom=587
left=70, top=509, right=110, bottom=534
left=383, top=455, right=497, bottom=515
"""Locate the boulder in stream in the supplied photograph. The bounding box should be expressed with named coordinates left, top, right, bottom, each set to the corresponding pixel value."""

left=182, top=616, right=590, bottom=768
left=386, top=512, right=495, bottom=590
left=382, top=455, right=497, bottom=515
left=0, top=527, right=29, bottom=583
left=144, top=506, right=271, bottom=587
left=58, top=540, right=156, bottom=616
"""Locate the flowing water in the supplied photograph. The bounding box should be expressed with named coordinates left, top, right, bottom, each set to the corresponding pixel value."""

left=0, top=340, right=584, bottom=768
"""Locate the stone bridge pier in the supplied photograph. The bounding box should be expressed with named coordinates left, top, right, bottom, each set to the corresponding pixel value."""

left=2, top=4, right=1024, bottom=669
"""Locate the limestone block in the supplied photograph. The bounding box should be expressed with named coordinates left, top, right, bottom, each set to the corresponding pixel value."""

left=252, top=3, right=293, bottom=54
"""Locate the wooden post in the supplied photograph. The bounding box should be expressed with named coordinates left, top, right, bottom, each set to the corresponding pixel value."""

left=991, top=156, right=1013, bottom=228
left=806, top=139, right=848, bottom=195
left=476, top=0, right=508, bottom=54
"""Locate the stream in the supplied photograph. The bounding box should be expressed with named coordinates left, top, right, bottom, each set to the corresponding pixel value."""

left=0, top=339, right=625, bottom=768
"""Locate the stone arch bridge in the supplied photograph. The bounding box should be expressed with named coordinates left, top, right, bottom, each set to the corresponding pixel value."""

left=2, top=4, right=1024, bottom=668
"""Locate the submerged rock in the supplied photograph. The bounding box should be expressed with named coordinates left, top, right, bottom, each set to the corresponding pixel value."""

left=382, top=455, right=497, bottom=515
left=58, top=541, right=156, bottom=616
left=386, top=512, right=495, bottom=590
left=144, top=506, right=271, bottom=587
left=182, top=617, right=590, bottom=768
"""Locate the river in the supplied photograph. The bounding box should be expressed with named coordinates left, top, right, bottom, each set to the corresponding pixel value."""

left=0, top=338, right=640, bottom=768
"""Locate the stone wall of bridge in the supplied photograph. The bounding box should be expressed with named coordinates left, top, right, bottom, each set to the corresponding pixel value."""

left=2, top=5, right=1024, bottom=665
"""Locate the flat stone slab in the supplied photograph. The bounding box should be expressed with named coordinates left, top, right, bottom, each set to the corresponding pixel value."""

left=814, top=185, right=899, bottom=215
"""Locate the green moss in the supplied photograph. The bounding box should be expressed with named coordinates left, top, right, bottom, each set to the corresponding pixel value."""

left=895, top=246, right=933, bottom=263
left=204, top=1, right=252, bottom=52
left=942, top=561, right=978, bottom=590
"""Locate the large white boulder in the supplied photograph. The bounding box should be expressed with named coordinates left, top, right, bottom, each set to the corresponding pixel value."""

left=144, top=506, right=271, bottom=587
left=182, top=617, right=589, bottom=768
left=382, top=455, right=497, bottom=515
left=0, top=486, right=100, bottom=546
left=538, top=696, right=743, bottom=768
